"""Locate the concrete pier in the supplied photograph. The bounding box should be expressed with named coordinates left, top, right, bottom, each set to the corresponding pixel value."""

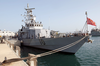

left=0, top=43, right=28, bottom=66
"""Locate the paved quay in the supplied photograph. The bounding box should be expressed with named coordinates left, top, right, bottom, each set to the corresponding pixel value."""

left=0, top=43, right=28, bottom=66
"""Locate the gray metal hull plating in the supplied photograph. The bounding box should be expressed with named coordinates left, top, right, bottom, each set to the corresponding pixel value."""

left=22, top=36, right=88, bottom=54
left=91, top=30, right=100, bottom=36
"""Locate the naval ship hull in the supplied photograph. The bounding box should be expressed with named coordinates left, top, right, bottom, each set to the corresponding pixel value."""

left=21, top=36, right=88, bottom=54
left=91, top=29, right=100, bottom=36
left=90, top=33, right=100, bottom=36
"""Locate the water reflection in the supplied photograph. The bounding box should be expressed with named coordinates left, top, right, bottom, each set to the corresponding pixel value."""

left=21, top=46, right=81, bottom=66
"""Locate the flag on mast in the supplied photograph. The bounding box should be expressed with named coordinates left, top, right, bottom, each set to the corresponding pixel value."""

left=87, top=17, right=96, bottom=26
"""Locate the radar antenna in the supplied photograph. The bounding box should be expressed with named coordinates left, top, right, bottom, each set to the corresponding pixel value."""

left=21, top=3, right=36, bottom=23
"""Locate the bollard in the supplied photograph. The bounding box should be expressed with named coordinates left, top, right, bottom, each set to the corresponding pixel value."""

left=28, top=53, right=37, bottom=66
left=9, top=44, right=11, bottom=48
left=2, top=39, right=5, bottom=43
left=7, top=43, right=8, bottom=46
left=8, top=43, right=10, bottom=47
left=30, top=58, right=37, bottom=66
left=11, top=44, right=14, bottom=50
left=16, top=46, right=21, bottom=57
left=16, top=50, right=19, bottom=56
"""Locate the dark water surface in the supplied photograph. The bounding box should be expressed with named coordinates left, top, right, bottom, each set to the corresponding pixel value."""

left=21, top=37, right=100, bottom=66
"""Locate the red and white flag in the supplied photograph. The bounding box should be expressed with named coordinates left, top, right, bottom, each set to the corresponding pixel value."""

left=87, top=17, right=96, bottom=26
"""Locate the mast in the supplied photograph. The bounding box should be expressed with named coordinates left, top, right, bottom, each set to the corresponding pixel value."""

left=82, top=11, right=88, bottom=34
left=85, top=11, right=88, bottom=34
left=22, top=3, right=35, bottom=23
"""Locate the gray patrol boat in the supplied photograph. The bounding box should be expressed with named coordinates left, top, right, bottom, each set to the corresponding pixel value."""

left=18, top=4, right=89, bottom=54
left=90, top=29, right=100, bottom=36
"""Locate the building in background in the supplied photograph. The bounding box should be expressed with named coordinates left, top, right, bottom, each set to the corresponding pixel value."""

left=0, top=30, right=15, bottom=37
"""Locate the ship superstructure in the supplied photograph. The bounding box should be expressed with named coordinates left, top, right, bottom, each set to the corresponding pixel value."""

left=18, top=4, right=50, bottom=40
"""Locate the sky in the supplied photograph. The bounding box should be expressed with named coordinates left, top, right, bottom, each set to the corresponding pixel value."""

left=0, top=0, right=100, bottom=33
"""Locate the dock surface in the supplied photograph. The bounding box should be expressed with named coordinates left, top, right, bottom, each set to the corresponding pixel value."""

left=0, top=43, right=28, bottom=66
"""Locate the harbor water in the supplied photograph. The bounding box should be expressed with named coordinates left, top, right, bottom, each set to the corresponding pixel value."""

left=21, top=37, right=100, bottom=66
